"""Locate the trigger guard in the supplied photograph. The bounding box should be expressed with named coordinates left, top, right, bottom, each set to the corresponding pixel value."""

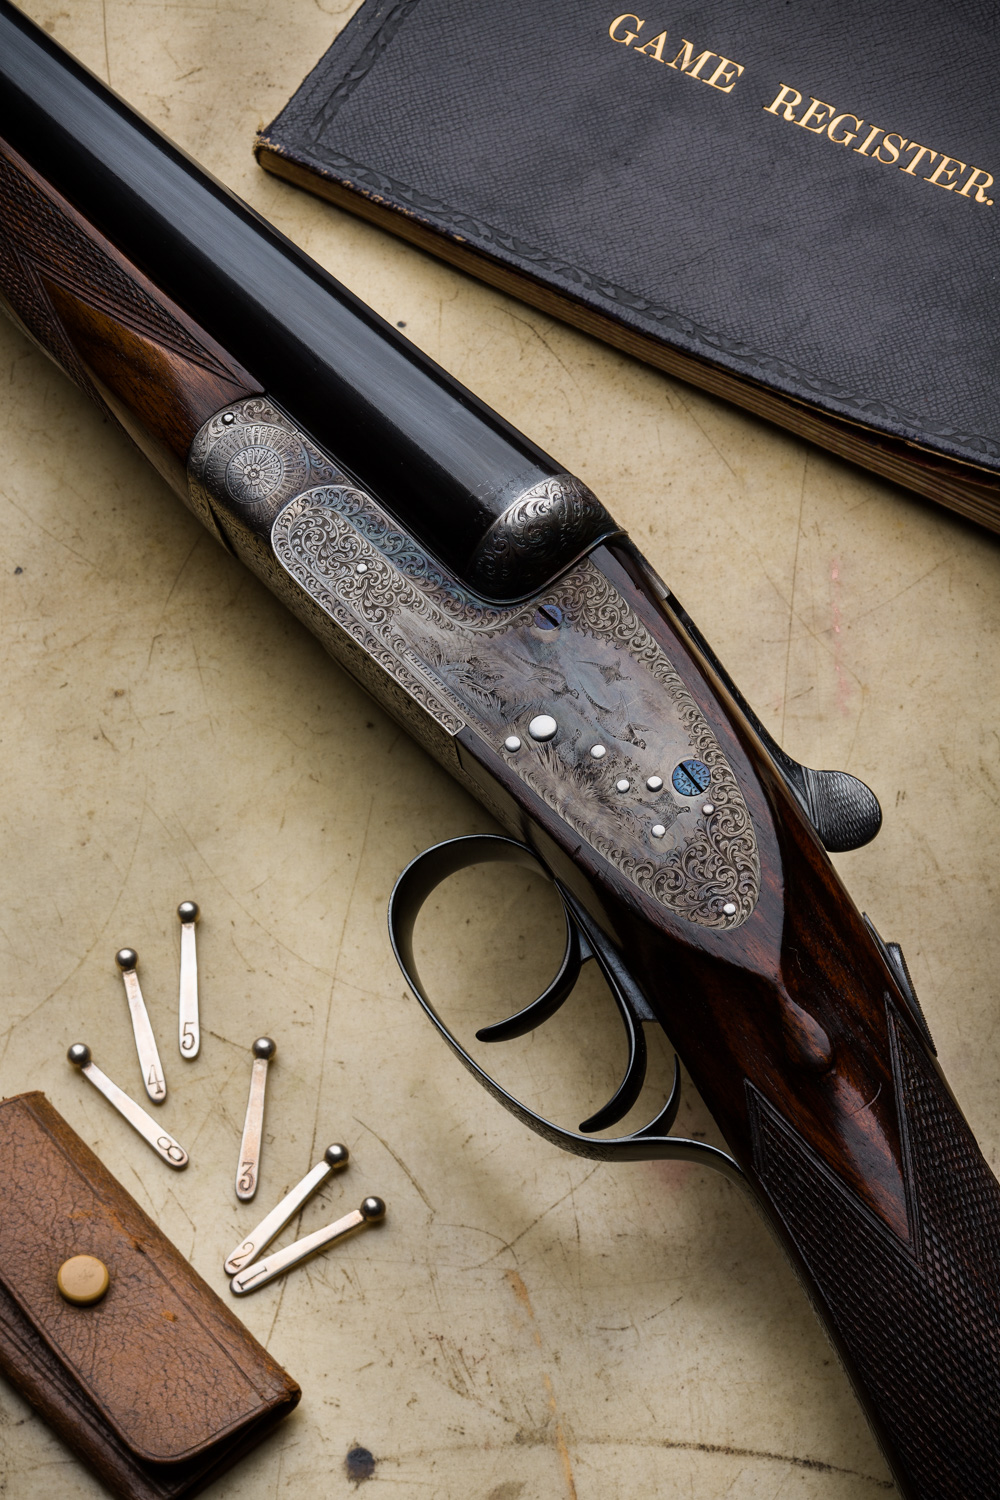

left=387, top=834, right=743, bottom=1177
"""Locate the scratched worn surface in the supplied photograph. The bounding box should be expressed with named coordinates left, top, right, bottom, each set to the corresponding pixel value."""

left=1, top=4, right=999, bottom=1497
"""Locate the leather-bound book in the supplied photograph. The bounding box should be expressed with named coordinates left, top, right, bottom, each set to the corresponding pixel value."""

left=257, top=0, right=1000, bottom=532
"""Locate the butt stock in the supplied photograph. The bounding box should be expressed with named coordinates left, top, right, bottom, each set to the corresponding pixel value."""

left=1, top=10, right=999, bottom=1496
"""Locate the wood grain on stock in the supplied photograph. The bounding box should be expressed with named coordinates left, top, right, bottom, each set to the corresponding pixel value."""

left=0, top=138, right=260, bottom=494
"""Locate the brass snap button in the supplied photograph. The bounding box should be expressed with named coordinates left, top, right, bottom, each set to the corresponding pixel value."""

left=57, top=1255, right=109, bottom=1306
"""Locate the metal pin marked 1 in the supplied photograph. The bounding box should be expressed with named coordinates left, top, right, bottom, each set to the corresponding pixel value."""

left=235, top=1037, right=275, bottom=1201
left=224, top=1143, right=349, bottom=1275
left=68, top=1043, right=188, bottom=1169
left=116, top=948, right=166, bottom=1103
left=229, top=1197, right=385, bottom=1295
left=177, top=901, right=200, bottom=1059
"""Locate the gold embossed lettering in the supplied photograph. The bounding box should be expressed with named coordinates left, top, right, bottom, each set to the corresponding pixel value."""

left=609, top=13, right=644, bottom=45
left=797, top=97, right=836, bottom=134
left=925, top=154, right=966, bottom=191
left=828, top=113, right=862, bottom=147
left=853, top=124, right=884, bottom=157
left=758, top=76, right=992, bottom=207
left=634, top=29, right=668, bottom=60
left=900, top=144, right=937, bottom=177
left=763, top=83, right=803, bottom=120
left=875, top=133, right=908, bottom=165
left=704, top=55, right=744, bottom=92
left=957, top=166, right=994, bottom=204
left=667, top=39, right=716, bottom=78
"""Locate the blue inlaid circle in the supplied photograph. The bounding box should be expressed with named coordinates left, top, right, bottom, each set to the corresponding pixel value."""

left=671, top=759, right=711, bottom=796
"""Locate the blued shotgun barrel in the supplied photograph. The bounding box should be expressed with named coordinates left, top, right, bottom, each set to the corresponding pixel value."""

left=0, top=0, right=618, bottom=598
left=1, top=6, right=1000, bottom=1498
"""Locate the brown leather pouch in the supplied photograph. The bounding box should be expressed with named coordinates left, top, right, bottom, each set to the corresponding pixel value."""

left=0, top=1091, right=300, bottom=1499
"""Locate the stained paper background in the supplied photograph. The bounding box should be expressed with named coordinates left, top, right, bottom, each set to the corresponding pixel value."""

left=1, top=3, right=998, bottom=1496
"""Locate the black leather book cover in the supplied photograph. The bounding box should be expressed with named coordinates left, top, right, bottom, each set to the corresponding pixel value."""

left=257, top=0, right=1000, bottom=531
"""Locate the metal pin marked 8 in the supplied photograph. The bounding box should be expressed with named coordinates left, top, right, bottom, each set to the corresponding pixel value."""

left=230, top=1197, right=385, bottom=1295
left=115, top=948, right=166, bottom=1104
left=177, top=901, right=200, bottom=1059
left=235, top=1037, right=275, bottom=1201
left=224, top=1142, right=349, bottom=1275
left=68, top=1043, right=188, bottom=1169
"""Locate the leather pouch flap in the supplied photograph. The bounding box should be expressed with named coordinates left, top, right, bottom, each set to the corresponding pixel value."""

left=0, top=1093, right=288, bottom=1464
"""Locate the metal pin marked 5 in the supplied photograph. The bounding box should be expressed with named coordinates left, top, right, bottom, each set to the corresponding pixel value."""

left=116, top=948, right=166, bottom=1103
left=224, top=1143, right=349, bottom=1275
left=235, top=1037, right=275, bottom=1201
left=177, top=901, right=200, bottom=1059
left=230, top=1197, right=385, bottom=1295
left=68, top=1043, right=188, bottom=1169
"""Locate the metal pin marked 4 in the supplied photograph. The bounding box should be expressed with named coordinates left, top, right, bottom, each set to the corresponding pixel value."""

left=230, top=1197, right=385, bottom=1295
left=115, top=948, right=166, bottom=1103
left=224, top=1142, right=349, bottom=1275
left=177, top=901, right=200, bottom=1059
left=235, top=1037, right=275, bottom=1201
left=68, top=1043, right=188, bottom=1169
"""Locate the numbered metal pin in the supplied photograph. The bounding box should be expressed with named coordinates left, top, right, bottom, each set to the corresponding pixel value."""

left=230, top=1197, right=386, bottom=1295
left=235, top=1038, right=275, bottom=1201
left=68, top=1044, right=188, bottom=1169
left=116, top=948, right=166, bottom=1103
left=224, top=1143, right=349, bottom=1275
left=177, top=901, right=200, bottom=1059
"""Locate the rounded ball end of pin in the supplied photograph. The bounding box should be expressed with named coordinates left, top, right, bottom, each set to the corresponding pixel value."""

left=252, top=1037, right=276, bottom=1060
left=360, top=1196, right=386, bottom=1223
left=115, top=948, right=138, bottom=972
left=177, top=901, right=199, bottom=923
left=67, top=1043, right=91, bottom=1067
left=325, top=1143, right=349, bottom=1168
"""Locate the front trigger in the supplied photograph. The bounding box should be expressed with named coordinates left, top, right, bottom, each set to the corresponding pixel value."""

left=479, top=883, right=653, bottom=1134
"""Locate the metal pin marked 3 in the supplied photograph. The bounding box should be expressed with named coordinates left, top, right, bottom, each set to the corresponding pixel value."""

left=235, top=1037, right=275, bottom=1201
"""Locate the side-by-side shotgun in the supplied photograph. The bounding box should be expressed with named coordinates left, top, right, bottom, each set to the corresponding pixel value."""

left=0, top=5, right=997, bottom=1495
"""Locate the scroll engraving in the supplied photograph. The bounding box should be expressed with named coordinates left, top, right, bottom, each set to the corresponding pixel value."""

left=189, top=399, right=760, bottom=927
left=466, top=475, right=618, bottom=597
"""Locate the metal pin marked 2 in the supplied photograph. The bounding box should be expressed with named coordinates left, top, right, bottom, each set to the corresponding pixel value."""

left=235, top=1037, right=275, bottom=1201
left=116, top=948, right=166, bottom=1103
left=68, top=1043, right=188, bottom=1169
left=177, top=901, right=200, bottom=1059
left=224, top=1143, right=349, bottom=1275
left=230, top=1197, right=385, bottom=1295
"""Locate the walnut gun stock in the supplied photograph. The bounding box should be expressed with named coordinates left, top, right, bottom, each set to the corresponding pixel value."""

left=1, top=5, right=998, bottom=1496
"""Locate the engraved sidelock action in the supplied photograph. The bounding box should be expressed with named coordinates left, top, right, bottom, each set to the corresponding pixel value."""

left=0, top=6, right=997, bottom=1496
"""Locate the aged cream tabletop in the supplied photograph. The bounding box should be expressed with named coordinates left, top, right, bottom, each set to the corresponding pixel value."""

left=2, top=3, right=999, bottom=1497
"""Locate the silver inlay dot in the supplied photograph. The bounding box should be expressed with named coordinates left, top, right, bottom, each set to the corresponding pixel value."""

left=722, top=902, right=737, bottom=916
left=504, top=735, right=522, bottom=753
left=590, top=744, right=607, bottom=760
left=651, top=824, right=666, bottom=839
left=528, top=714, right=558, bottom=742
left=356, top=562, right=368, bottom=574
left=616, top=778, right=630, bottom=793
left=646, top=775, right=663, bottom=792
left=702, top=802, right=715, bottom=814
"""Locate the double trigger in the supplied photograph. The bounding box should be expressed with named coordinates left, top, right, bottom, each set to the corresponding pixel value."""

left=388, top=834, right=740, bottom=1178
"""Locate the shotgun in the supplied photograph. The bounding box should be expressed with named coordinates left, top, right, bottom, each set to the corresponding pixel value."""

left=0, top=6, right=997, bottom=1495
